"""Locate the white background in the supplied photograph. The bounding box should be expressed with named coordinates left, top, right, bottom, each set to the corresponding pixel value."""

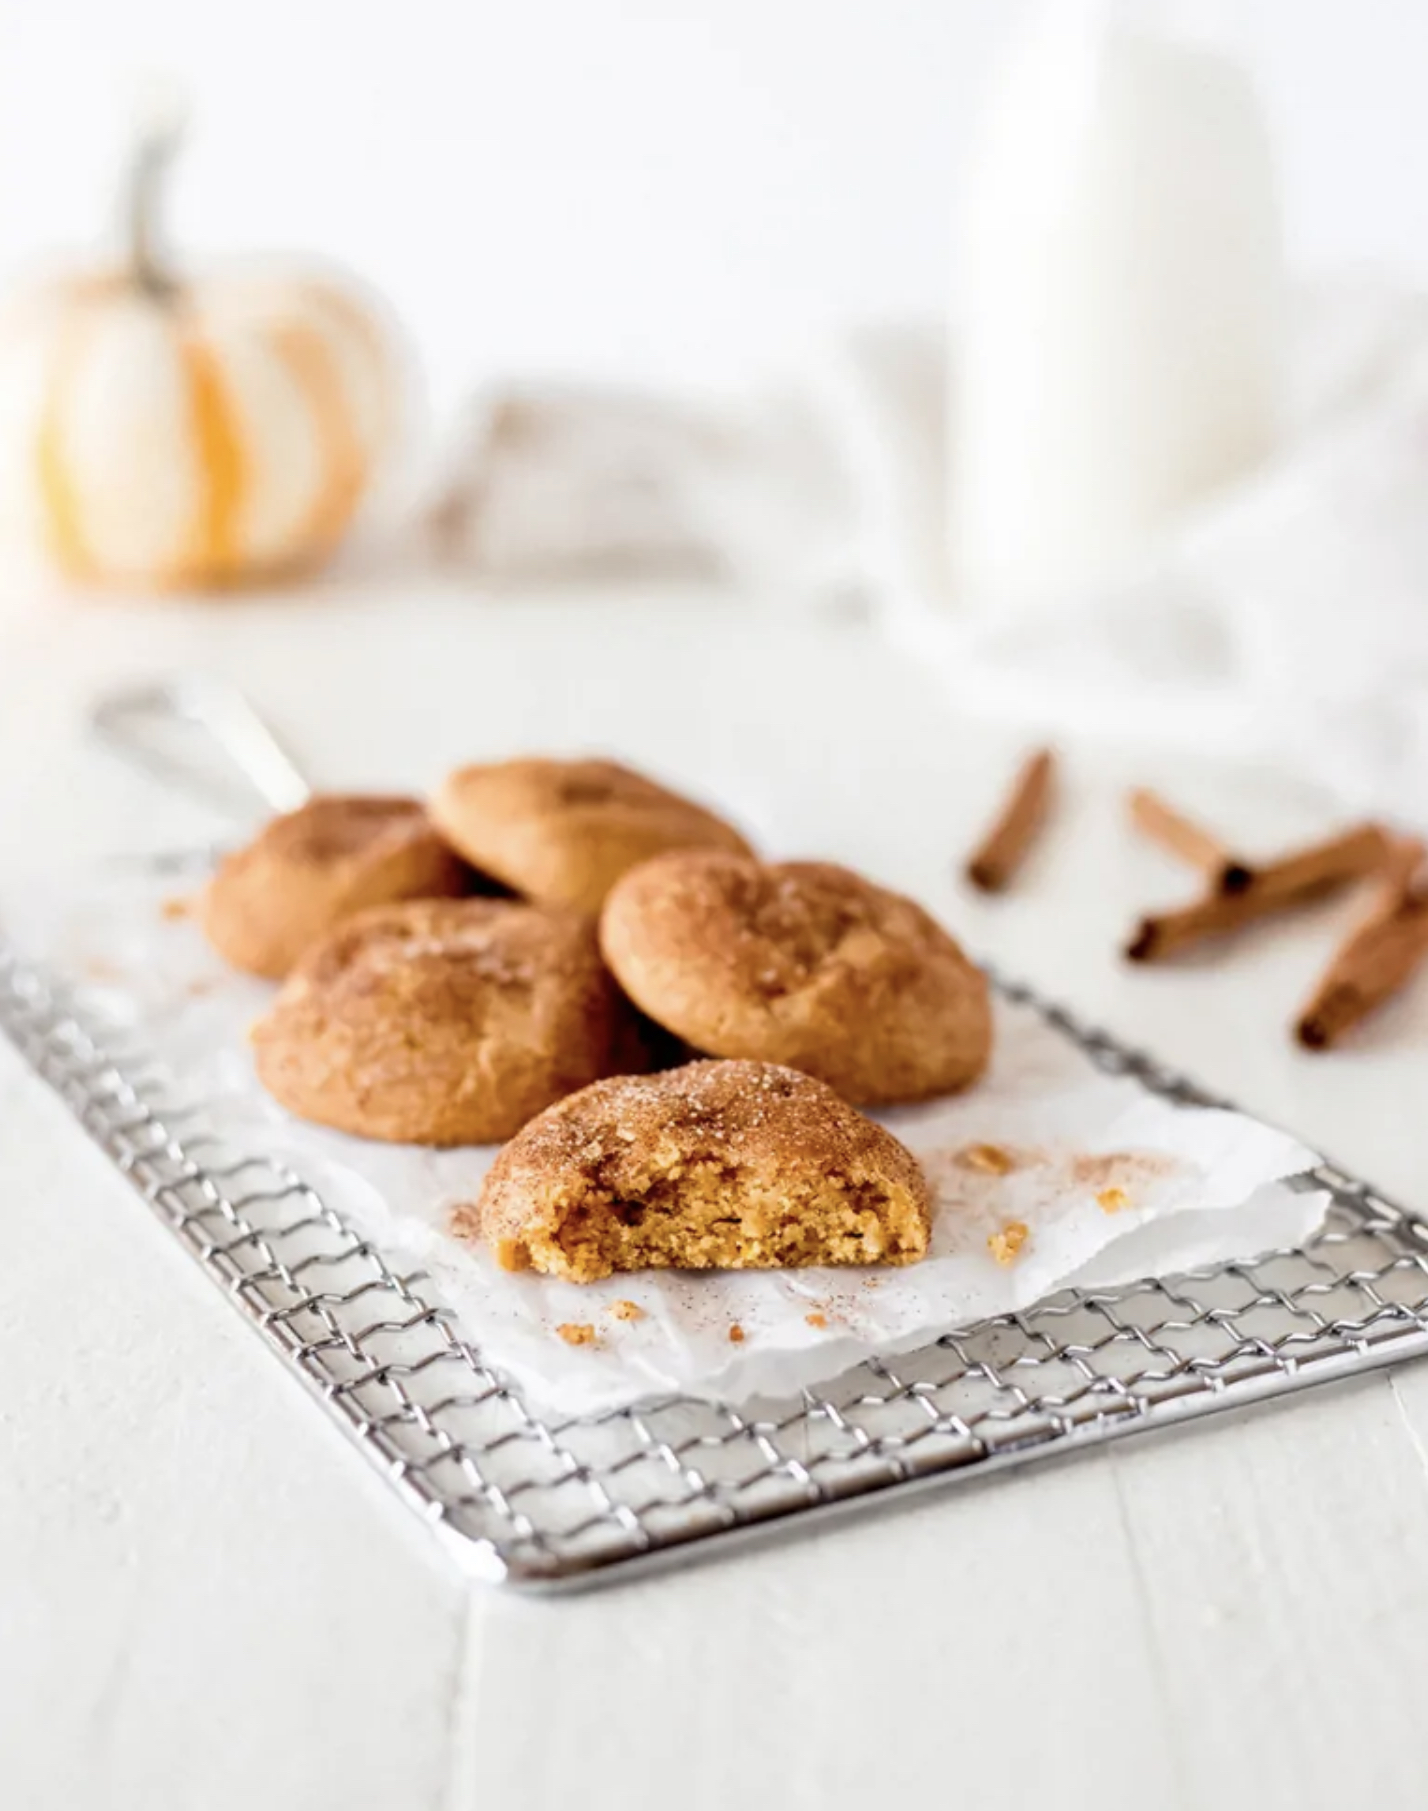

left=8, top=10, right=1428, bottom=1807
left=0, top=0, right=1423, bottom=403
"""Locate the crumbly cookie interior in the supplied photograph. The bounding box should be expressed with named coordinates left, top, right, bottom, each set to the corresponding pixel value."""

left=500, top=1158, right=928, bottom=1282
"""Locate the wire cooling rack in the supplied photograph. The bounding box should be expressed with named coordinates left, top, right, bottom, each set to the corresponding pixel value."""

left=5, top=934, right=1428, bottom=1593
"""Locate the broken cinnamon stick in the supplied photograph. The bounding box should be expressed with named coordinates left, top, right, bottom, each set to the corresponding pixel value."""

left=1125, top=822, right=1392, bottom=962
left=1127, top=788, right=1253, bottom=895
left=1296, top=838, right=1428, bottom=1049
left=965, top=748, right=1056, bottom=893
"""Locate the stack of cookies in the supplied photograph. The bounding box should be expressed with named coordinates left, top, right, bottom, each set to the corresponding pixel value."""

left=198, top=757, right=993, bottom=1281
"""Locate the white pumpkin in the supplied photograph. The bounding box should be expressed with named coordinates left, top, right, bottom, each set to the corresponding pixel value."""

left=0, top=120, right=397, bottom=589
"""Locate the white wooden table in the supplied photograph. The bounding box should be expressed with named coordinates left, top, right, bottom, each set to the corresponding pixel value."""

left=3, top=578, right=1427, bottom=1810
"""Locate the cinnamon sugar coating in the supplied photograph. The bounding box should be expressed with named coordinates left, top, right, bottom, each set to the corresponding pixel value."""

left=599, top=852, right=991, bottom=1105
left=456, top=1058, right=932, bottom=1281
left=429, top=757, right=751, bottom=915
left=252, top=898, right=646, bottom=1145
left=201, top=795, right=469, bottom=980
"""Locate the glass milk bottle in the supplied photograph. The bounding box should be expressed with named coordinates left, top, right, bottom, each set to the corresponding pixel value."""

left=950, top=0, right=1286, bottom=603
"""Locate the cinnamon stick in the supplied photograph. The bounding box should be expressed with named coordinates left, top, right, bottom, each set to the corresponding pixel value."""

left=1125, top=822, right=1392, bottom=962
left=1365, top=833, right=1427, bottom=907
left=965, top=748, right=1056, bottom=893
left=1296, top=838, right=1428, bottom=1049
left=1127, top=788, right=1253, bottom=895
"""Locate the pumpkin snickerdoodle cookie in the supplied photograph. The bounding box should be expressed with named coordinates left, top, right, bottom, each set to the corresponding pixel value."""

left=252, top=898, right=645, bottom=1145
left=599, top=851, right=992, bottom=1106
left=455, top=1058, right=932, bottom=1281
left=200, top=795, right=469, bottom=980
left=429, top=757, right=751, bottom=915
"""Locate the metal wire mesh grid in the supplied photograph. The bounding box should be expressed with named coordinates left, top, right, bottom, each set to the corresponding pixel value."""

left=5, top=938, right=1428, bottom=1592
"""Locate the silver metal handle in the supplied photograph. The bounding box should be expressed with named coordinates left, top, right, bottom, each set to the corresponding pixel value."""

left=89, top=676, right=312, bottom=820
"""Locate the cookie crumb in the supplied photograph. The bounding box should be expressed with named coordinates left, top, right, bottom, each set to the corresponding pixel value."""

left=988, top=1220, right=1029, bottom=1266
left=609, top=1300, right=644, bottom=1322
left=959, top=1142, right=1015, bottom=1176
left=805, top=1312, right=827, bottom=1329
left=160, top=895, right=192, bottom=920
left=556, top=1322, right=597, bottom=1347
left=728, top=1323, right=745, bottom=1344
left=1097, top=1187, right=1130, bottom=1214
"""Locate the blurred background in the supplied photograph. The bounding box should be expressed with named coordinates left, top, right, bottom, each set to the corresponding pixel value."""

left=0, top=0, right=1419, bottom=399
left=4, top=0, right=1428, bottom=840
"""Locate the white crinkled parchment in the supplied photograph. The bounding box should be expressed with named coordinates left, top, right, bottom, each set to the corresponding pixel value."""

left=3, top=867, right=1326, bottom=1414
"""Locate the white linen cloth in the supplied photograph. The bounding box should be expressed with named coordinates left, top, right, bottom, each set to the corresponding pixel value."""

left=428, top=281, right=1428, bottom=822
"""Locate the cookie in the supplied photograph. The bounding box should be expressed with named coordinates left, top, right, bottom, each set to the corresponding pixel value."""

left=201, top=795, right=469, bottom=980
left=599, top=851, right=992, bottom=1105
left=429, top=757, right=751, bottom=915
left=457, top=1058, right=932, bottom=1280
left=251, top=898, right=645, bottom=1145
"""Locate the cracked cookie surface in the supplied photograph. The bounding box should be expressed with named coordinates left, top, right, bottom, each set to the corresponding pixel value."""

left=599, top=852, right=991, bottom=1104
left=201, top=795, right=469, bottom=980
left=252, top=898, right=645, bottom=1144
left=429, top=757, right=751, bottom=915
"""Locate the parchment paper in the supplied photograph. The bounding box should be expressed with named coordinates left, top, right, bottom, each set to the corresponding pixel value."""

left=2, top=867, right=1326, bottom=1415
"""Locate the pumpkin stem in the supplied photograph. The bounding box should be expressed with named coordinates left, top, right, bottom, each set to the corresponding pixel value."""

left=124, top=97, right=186, bottom=298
